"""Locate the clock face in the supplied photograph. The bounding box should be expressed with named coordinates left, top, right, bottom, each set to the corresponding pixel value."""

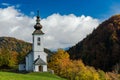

left=37, top=37, right=40, bottom=45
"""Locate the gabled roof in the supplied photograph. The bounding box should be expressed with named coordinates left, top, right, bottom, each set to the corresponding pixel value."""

left=34, top=58, right=47, bottom=65
left=25, top=50, right=32, bottom=56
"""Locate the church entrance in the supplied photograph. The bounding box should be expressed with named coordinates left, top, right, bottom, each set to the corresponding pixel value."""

left=39, top=65, right=43, bottom=71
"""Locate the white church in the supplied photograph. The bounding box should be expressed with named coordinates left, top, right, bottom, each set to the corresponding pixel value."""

left=19, top=12, right=47, bottom=72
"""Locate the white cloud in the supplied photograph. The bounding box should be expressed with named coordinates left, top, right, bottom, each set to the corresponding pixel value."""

left=1, top=3, right=10, bottom=6
left=0, top=6, right=100, bottom=50
left=10, top=26, right=19, bottom=33
left=30, top=11, right=35, bottom=16
left=0, top=6, right=34, bottom=42
left=41, top=14, right=99, bottom=49
left=16, top=4, right=20, bottom=8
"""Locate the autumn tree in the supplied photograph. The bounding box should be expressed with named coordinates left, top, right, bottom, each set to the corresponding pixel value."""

left=8, top=51, right=18, bottom=68
left=48, top=49, right=101, bottom=80
left=0, top=49, right=10, bottom=68
left=98, top=70, right=106, bottom=80
left=48, top=49, right=70, bottom=76
left=0, top=48, right=18, bottom=69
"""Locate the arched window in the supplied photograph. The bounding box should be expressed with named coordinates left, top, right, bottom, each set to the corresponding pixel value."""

left=37, top=37, right=40, bottom=45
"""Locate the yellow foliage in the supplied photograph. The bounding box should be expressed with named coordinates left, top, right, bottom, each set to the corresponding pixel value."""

left=8, top=51, right=18, bottom=67
left=48, top=49, right=70, bottom=76
left=48, top=49, right=120, bottom=80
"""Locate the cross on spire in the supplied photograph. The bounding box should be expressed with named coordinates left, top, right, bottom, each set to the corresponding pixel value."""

left=37, top=10, right=40, bottom=17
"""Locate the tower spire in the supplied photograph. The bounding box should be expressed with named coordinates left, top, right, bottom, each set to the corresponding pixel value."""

left=33, top=11, right=44, bottom=35
left=34, top=10, right=42, bottom=30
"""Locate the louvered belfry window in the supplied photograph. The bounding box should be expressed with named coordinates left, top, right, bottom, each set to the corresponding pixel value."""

left=37, top=37, right=40, bottom=45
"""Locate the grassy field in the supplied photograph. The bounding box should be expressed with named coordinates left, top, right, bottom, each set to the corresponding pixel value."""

left=0, top=71, right=66, bottom=80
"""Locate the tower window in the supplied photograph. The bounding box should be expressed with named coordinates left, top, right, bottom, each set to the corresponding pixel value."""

left=38, top=37, right=40, bottom=41
left=37, top=42, right=40, bottom=45
left=37, top=37, right=40, bottom=45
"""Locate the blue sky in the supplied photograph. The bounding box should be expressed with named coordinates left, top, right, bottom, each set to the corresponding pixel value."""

left=0, top=0, right=120, bottom=49
left=1, top=0, right=120, bottom=19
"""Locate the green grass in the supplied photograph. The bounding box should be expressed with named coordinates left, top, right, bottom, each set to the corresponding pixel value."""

left=0, top=71, right=66, bottom=80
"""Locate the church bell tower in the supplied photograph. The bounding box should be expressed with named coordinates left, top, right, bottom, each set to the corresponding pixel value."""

left=32, top=11, right=47, bottom=72
left=32, top=11, right=44, bottom=52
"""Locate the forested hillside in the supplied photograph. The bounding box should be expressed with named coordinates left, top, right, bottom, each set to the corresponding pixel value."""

left=68, top=15, right=120, bottom=72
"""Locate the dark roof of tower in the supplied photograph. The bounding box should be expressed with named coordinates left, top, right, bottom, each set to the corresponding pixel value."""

left=33, top=11, right=44, bottom=35
left=32, top=30, right=44, bottom=35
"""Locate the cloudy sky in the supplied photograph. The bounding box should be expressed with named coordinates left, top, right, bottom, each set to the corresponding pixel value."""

left=0, top=0, right=120, bottom=50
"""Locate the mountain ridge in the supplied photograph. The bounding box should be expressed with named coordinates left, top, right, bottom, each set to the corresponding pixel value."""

left=68, top=14, right=120, bottom=72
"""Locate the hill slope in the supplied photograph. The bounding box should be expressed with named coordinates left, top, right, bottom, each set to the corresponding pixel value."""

left=0, top=37, right=32, bottom=68
left=0, top=72, right=66, bottom=80
left=0, top=37, right=32, bottom=54
left=68, top=15, right=120, bottom=72
left=0, top=37, right=53, bottom=69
